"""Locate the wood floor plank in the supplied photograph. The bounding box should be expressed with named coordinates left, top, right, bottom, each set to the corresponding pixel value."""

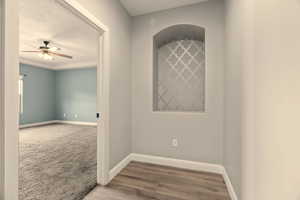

left=85, top=161, right=231, bottom=200
left=121, top=166, right=227, bottom=189
left=128, top=162, right=224, bottom=182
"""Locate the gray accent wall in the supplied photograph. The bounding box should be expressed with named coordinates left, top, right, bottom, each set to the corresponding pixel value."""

left=19, top=64, right=97, bottom=125
left=75, top=0, right=132, bottom=170
left=20, top=64, right=56, bottom=125
left=131, top=1, right=225, bottom=164
left=224, top=0, right=243, bottom=197
left=56, top=68, right=97, bottom=122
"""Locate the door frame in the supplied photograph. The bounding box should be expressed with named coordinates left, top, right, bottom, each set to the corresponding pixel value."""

left=57, top=0, right=111, bottom=186
left=0, top=0, right=111, bottom=199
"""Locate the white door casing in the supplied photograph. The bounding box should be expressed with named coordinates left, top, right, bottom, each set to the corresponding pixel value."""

left=0, top=0, right=111, bottom=199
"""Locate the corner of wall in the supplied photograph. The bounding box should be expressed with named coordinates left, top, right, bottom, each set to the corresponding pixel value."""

left=0, top=0, right=4, bottom=197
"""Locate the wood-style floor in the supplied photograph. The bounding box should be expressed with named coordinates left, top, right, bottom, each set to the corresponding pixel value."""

left=84, top=161, right=231, bottom=200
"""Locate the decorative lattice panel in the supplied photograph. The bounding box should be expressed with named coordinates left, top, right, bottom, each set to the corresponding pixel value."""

left=154, top=40, right=205, bottom=112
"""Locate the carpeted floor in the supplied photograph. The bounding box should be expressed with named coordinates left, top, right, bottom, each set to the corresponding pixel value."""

left=19, top=124, right=97, bottom=200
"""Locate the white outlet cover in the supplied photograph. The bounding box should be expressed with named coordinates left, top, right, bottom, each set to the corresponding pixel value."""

left=75, top=114, right=78, bottom=118
left=172, top=138, right=178, bottom=147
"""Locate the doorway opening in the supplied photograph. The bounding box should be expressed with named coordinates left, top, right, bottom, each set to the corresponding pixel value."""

left=17, top=0, right=110, bottom=199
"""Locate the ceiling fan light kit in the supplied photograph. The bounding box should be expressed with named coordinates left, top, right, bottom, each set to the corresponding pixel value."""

left=38, top=52, right=54, bottom=60
left=22, top=41, right=73, bottom=60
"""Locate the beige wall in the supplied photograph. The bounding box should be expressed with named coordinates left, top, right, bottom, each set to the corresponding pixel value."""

left=131, top=0, right=225, bottom=164
left=0, top=0, right=4, bottom=197
left=225, top=0, right=300, bottom=199
left=244, top=0, right=300, bottom=199
left=75, top=0, right=132, bottom=169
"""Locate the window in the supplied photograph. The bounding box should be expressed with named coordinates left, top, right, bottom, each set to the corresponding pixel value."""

left=19, top=75, right=24, bottom=114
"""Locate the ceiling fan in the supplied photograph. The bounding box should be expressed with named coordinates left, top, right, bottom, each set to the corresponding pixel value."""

left=22, top=41, right=73, bottom=60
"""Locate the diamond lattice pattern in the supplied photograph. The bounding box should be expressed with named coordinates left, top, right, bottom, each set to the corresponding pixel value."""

left=155, top=40, right=205, bottom=112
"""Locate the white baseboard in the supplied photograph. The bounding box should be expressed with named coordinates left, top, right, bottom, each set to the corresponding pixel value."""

left=109, top=153, right=238, bottom=200
left=19, top=120, right=97, bottom=129
left=221, top=167, right=238, bottom=200
left=108, top=154, right=132, bottom=182
left=130, top=153, right=224, bottom=174
left=19, top=120, right=58, bottom=129
left=56, top=120, right=97, bottom=126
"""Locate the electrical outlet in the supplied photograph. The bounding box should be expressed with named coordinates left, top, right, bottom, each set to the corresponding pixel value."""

left=63, top=113, right=67, bottom=118
left=172, top=138, right=178, bottom=147
left=74, top=114, right=78, bottom=118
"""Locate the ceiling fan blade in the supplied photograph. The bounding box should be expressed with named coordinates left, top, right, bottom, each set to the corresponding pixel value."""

left=48, top=52, right=73, bottom=59
left=21, top=51, right=41, bottom=53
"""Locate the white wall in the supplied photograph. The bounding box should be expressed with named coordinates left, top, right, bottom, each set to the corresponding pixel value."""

left=74, top=0, right=132, bottom=169
left=132, top=0, right=225, bottom=164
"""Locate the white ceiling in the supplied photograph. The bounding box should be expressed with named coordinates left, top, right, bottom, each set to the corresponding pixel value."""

left=19, top=0, right=99, bottom=69
left=120, top=0, right=209, bottom=16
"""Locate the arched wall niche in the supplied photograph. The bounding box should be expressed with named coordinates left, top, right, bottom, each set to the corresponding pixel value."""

left=153, top=24, right=206, bottom=112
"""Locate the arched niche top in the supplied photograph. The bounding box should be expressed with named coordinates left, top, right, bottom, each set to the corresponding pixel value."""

left=154, top=24, right=205, bottom=48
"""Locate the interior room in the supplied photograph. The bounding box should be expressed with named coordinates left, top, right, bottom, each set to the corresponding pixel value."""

left=1, top=0, right=299, bottom=200
left=19, top=0, right=98, bottom=199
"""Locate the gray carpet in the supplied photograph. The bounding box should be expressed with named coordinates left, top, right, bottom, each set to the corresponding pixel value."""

left=19, top=124, right=97, bottom=200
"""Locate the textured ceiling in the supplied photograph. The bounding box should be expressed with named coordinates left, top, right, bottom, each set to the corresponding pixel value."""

left=19, top=0, right=99, bottom=68
left=120, top=0, right=208, bottom=16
